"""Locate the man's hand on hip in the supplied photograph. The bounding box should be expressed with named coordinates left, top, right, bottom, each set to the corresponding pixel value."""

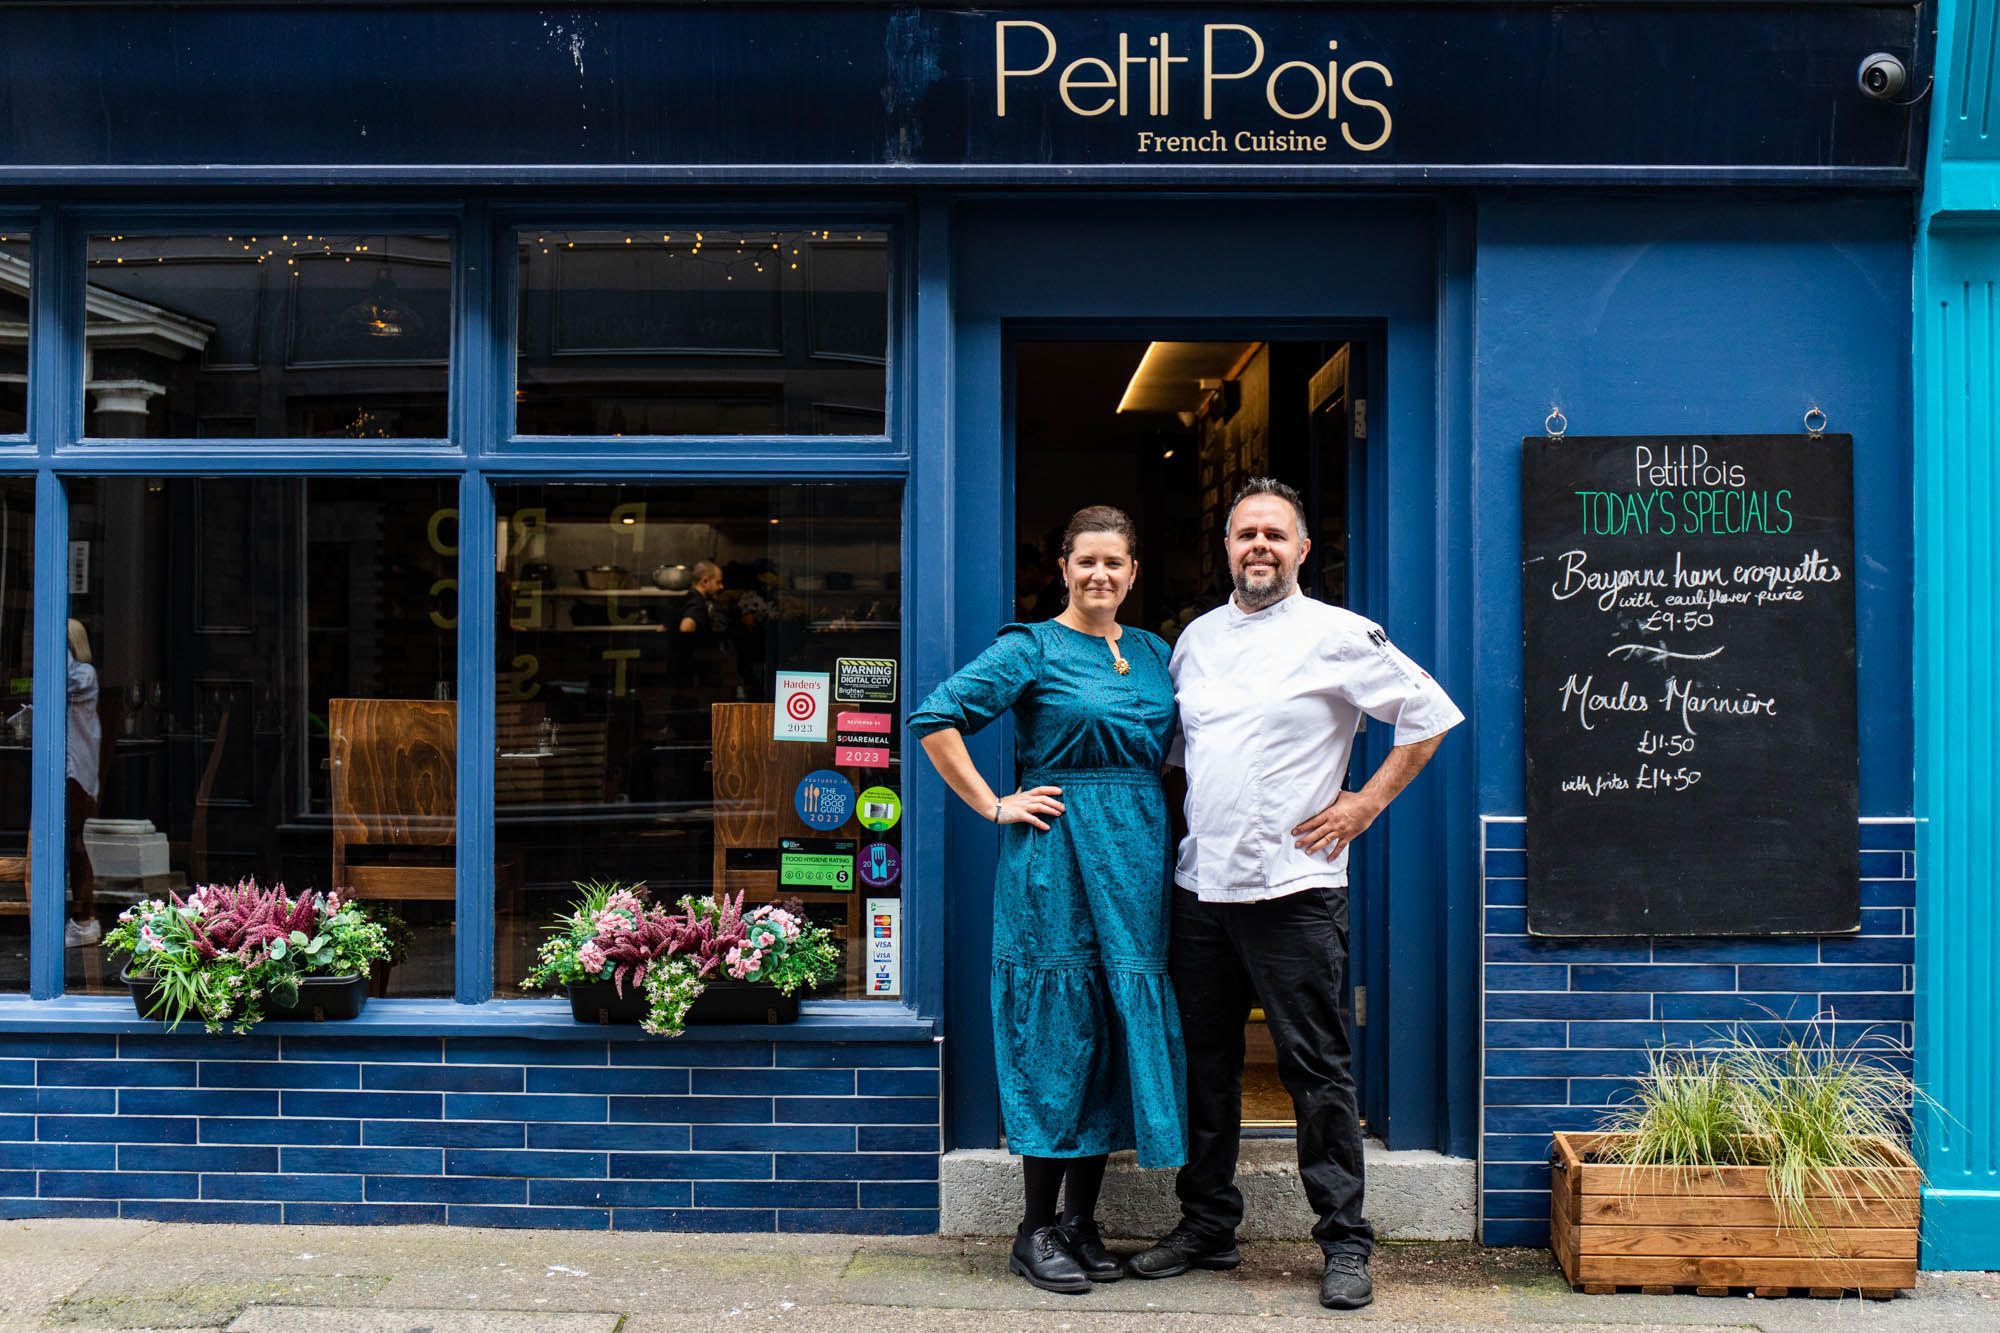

left=1292, top=790, right=1384, bottom=858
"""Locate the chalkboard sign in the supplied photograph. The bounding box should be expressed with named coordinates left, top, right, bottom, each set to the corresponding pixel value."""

left=1521, top=435, right=1859, bottom=936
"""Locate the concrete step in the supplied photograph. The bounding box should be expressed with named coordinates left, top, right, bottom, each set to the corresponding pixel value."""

left=940, top=1136, right=1476, bottom=1240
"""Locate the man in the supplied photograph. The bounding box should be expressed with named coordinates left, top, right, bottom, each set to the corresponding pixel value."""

left=1131, top=478, right=1462, bottom=1311
left=677, top=560, right=725, bottom=636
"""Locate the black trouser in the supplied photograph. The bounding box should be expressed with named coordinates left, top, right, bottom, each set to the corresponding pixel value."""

left=1170, top=885, right=1374, bottom=1258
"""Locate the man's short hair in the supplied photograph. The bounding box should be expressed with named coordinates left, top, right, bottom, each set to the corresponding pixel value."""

left=693, top=560, right=722, bottom=581
left=1225, top=477, right=1309, bottom=538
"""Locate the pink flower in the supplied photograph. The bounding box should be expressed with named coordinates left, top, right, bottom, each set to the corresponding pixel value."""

left=578, top=942, right=607, bottom=974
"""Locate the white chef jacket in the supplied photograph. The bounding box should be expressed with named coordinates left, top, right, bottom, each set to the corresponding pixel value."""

left=1169, top=591, right=1462, bottom=903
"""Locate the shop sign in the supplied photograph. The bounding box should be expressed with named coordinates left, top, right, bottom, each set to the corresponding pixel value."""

left=773, top=671, right=830, bottom=742
left=866, top=897, right=902, bottom=997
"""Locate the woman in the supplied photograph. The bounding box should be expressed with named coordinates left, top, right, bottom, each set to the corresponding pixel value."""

left=910, top=505, right=1186, bottom=1295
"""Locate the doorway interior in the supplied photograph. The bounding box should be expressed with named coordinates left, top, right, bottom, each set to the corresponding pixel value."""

left=1012, top=336, right=1369, bottom=1130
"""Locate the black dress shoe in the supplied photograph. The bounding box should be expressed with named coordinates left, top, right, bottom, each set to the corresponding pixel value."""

left=1320, top=1251, right=1374, bottom=1310
left=1056, top=1217, right=1122, bottom=1282
left=1009, top=1225, right=1093, bottom=1294
left=1125, top=1221, right=1243, bottom=1279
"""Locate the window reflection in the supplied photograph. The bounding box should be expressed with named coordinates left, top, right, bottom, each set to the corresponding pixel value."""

left=64, top=477, right=458, bottom=995
left=0, top=479, right=29, bottom=988
left=0, top=238, right=28, bottom=435
left=515, top=229, right=887, bottom=436
left=493, top=483, right=902, bottom=999
left=83, top=234, right=450, bottom=439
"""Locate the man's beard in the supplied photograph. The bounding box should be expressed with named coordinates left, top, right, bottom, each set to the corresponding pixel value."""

left=1232, top=561, right=1295, bottom=611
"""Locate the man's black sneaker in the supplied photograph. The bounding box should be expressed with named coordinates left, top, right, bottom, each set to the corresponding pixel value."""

left=1320, top=1251, right=1374, bottom=1310
left=1009, top=1225, right=1092, bottom=1294
left=1055, top=1217, right=1122, bottom=1282
left=1125, top=1222, right=1243, bottom=1279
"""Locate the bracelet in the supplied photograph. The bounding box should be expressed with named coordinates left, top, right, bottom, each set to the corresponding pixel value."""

left=992, top=799, right=1002, bottom=823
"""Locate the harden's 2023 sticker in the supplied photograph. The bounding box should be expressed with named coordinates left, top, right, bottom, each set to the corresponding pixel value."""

left=794, top=770, right=856, bottom=831
left=856, top=786, right=902, bottom=832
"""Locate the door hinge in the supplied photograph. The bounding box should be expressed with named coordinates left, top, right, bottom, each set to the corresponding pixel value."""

left=1353, top=398, right=1368, bottom=439
left=1353, top=985, right=1367, bottom=1027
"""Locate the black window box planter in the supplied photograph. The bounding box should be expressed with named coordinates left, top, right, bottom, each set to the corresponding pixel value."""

left=120, top=966, right=370, bottom=1024
left=567, top=977, right=801, bottom=1027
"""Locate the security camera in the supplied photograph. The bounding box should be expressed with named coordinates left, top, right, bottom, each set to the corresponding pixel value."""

left=1858, top=53, right=1908, bottom=101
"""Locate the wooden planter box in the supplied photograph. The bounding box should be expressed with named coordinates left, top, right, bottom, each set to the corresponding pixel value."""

left=1549, top=1131, right=1920, bottom=1299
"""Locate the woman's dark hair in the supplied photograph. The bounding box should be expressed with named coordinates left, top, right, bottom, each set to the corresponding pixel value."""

left=1060, top=505, right=1139, bottom=561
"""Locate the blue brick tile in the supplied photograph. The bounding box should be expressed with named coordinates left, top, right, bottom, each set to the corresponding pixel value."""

left=1485, top=993, right=1650, bottom=1021
left=1861, top=881, right=1914, bottom=908
left=283, top=1037, right=443, bottom=1063
left=0, top=1198, right=119, bottom=1219
left=1647, top=938, right=1818, bottom=963
left=446, top=1093, right=605, bottom=1123
left=1859, top=908, right=1907, bottom=936
left=1484, top=1106, right=1610, bottom=1134
left=40, top=1171, right=198, bottom=1199
left=1825, top=992, right=1914, bottom=1021
left=0, top=1060, right=32, bottom=1085
left=1484, top=965, right=1569, bottom=992
left=780, top=1208, right=936, bottom=1234
left=1487, top=1048, right=1651, bottom=1078
left=367, top=1174, right=526, bottom=1205
left=531, top=1179, right=693, bottom=1208
left=1738, top=964, right=1906, bottom=993
left=1485, top=907, right=1528, bottom=935
left=609, top=1152, right=771, bottom=1180
left=0, top=1142, right=102, bottom=1170
left=859, top=1182, right=939, bottom=1210
left=1859, top=851, right=1906, bottom=879
left=1654, top=993, right=1817, bottom=1021
left=120, top=1089, right=278, bottom=1118
left=120, top=1035, right=282, bottom=1062
left=286, top=1202, right=445, bottom=1225
left=611, top=1207, right=773, bottom=1231
left=445, top=1149, right=606, bottom=1178
left=691, top=1068, right=856, bottom=1097
left=0, top=1088, right=114, bottom=1115
left=449, top=1204, right=609, bottom=1229
left=0, top=1170, right=30, bottom=1195
left=285, top=1091, right=442, bottom=1120
left=201, top=1116, right=359, bottom=1146
left=1568, top=1078, right=1643, bottom=1107
left=0, top=1036, right=116, bottom=1060
left=610, top=1096, right=771, bottom=1124
left=696, top=1124, right=856, bottom=1153
left=1482, top=1189, right=1555, bottom=1219
left=1485, top=937, right=1651, bottom=964
left=39, top=1060, right=195, bottom=1088
left=41, top=1115, right=197, bottom=1144
left=202, top=1061, right=358, bottom=1090
left=775, top=1044, right=939, bottom=1069
left=119, top=1145, right=278, bottom=1173
left=1572, top=964, right=1736, bottom=992
left=202, top=1173, right=364, bottom=1202
left=1485, top=850, right=1526, bottom=877
left=446, top=1038, right=605, bottom=1066
left=1482, top=1218, right=1552, bottom=1247
left=529, top=1123, right=690, bottom=1152
left=1818, top=934, right=1914, bottom=964
left=1483, top=1134, right=1557, bottom=1163
left=523, top=1067, right=690, bottom=1096
left=1484, top=1021, right=1569, bottom=1049
left=779, top=1153, right=937, bottom=1181
left=775, top=1098, right=935, bottom=1125
left=281, top=1147, right=443, bottom=1175
left=1483, top=1164, right=1551, bottom=1193
left=122, top=1200, right=282, bottom=1224
left=1484, top=1079, right=1566, bottom=1105
left=611, top=1043, right=777, bottom=1068
left=694, top=1179, right=857, bottom=1208
left=0, top=1115, right=27, bottom=1138
left=1483, top=825, right=1525, bottom=853
left=1860, top=821, right=1915, bottom=852
left=365, top=1064, right=524, bottom=1093
left=364, top=1120, right=524, bottom=1149
left=1833, top=1022, right=1911, bottom=1052
left=855, top=1126, right=939, bottom=1154
left=1483, top=878, right=1526, bottom=907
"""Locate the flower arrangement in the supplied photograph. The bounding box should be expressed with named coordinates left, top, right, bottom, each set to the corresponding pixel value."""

left=523, top=880, right=841, bottom=1036
left=103, top=879, right=394, bottom=1033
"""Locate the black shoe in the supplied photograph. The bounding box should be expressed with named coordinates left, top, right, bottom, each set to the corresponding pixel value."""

left=1009, top=1224, right=1092, bottom=1294
left=1056, top=1217, right=1122, bottom=1283
left=1125, top=1221, right=1243, bottom=1279
left=1320, top=1251, right=1373, bottom=1310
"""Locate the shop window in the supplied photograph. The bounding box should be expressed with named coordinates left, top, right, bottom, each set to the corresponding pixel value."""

left=81, top=234, right=450, bottom=439
left=0, top=236, right=28, bottom=435
left=0, top=479, right=29, bottom=988
left=64, top=477, right=458, bottom=996
left=515, top=229, right=888, bottom=437
left=494, top=483, right=903, bottom=1001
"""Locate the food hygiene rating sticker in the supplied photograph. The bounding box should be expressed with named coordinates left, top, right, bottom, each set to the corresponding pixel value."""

left=795, top=770, right=855, bottom=831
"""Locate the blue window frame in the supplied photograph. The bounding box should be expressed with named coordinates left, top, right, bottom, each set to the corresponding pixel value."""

left=2, top=198, right=938, bottom=1035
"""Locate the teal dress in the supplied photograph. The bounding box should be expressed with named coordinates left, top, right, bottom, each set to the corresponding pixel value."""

left=910, top=621, right=1188, bottom=1168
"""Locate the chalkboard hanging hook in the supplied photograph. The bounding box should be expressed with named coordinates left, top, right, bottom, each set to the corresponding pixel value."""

left=1544, top=407, right=1568, bottom=440
left=1804, top=405, right=1828, bottom=437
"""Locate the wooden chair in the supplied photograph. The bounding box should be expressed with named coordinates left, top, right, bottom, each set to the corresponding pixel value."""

left=709, top=702, right=867, bottom=993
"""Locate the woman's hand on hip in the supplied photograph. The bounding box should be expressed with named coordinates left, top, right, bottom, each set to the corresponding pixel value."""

left=997, top=785, right=1066, bottom=831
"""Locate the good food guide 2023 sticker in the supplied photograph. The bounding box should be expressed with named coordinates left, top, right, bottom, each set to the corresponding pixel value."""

left=794, top=770, right=855, bottom=831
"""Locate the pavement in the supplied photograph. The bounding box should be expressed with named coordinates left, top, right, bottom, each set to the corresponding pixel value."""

left=0, top=1221, right=1996, bottom=1332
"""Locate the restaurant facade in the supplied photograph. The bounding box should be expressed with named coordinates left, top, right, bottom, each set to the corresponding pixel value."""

left=0, top=0, right=1981, bottom=1267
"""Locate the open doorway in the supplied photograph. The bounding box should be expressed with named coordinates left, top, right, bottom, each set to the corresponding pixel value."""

left=1012, top=336, right=1364, bottom=1130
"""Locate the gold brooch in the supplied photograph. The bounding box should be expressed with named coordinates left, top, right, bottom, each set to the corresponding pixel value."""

left=1113, top=657, right=1131, bottom=675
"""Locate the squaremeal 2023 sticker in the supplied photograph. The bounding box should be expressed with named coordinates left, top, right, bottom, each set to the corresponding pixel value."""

left=834, top=709, right=893, bottom=768
left=834, top=657, right=897, bottom=704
